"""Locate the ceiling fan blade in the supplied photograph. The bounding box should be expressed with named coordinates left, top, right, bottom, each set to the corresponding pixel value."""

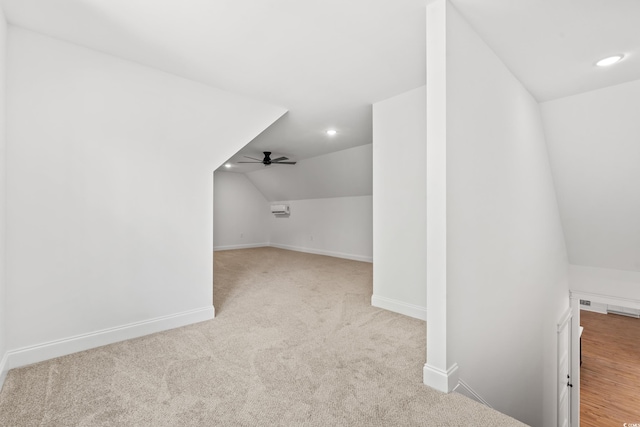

left=272, top=161, right=297, bottom=165
left=237, top=161, right=263, bottom=163
left=271, top=156, right=288, bottom=162
left=243, top=156, right=262, bottom=161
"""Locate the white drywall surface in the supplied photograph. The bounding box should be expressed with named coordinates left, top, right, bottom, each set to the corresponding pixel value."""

left=443, top=4, right=569, bottom=426
left=372, top=86, right=426, bottom=319
left=5, top=28, right=285, bottom=354
left=570, top=265, right=640, bottom=303
left=268, top=196, right=372, bottom=263
left=541, top=78, right=640, bottom=273
left=246, top=144, right=372, bottom=202
left=0, top=5, right=7, bottom=383
left=213, top=171, right=270, bottom=250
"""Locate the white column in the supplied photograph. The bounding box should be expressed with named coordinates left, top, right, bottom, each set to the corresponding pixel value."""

left=423, top=0, right=458, bottom=393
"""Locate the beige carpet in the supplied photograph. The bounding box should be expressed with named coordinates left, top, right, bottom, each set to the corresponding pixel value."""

left=0, top=247, right=526, bottom=426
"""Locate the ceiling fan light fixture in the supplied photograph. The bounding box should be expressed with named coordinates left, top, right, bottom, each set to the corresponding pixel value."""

left=596, top=54, right=625, bottom=67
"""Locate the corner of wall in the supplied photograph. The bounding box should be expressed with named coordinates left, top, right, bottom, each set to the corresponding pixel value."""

left=213, top=170, right=271, bottom=250
left=0, top=352, right=8, bottom=392
left=371, top=295, right=426, bottom=320
left=0, top=3, right=8, bottom=392
left=372, top=83, right=427, bottom=322
left=3, top=27, right=279, bottom=373
left=423, top=362, right=459, bottom=393
left=442, top=3, right=569, bottom=426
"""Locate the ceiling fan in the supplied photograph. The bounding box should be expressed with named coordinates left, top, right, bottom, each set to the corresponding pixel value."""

left=238, top=151, right=297, bottom=166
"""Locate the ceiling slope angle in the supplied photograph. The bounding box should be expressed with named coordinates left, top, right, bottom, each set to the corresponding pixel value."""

left=244, top=144, right=372, bottom=202
left=1, top=0, right=429, bottom=162
left=450, top=0, right=640, bottom=101
left=540, top=78, right=640, bottom=274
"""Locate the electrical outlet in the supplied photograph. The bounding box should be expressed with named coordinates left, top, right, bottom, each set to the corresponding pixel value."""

left=580, top=299, right=591, bottom=306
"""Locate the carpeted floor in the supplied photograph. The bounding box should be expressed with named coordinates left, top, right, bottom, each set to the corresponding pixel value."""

left=0, top=247, right=526, bottom=426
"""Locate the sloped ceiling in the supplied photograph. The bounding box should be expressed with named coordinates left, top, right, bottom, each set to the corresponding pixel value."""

left=541, top=78, right=640, bottom=272
left=2, top=0, right=640, bottom=272
left=0, top=0, right=427, bottom=170
left=448, top=0, right=640, bottom=275
left=450, top=0, right=640, bottom=102
left=245, top=144, right=371, bottom=202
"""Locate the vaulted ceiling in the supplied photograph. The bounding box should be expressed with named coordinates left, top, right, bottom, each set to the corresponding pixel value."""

left=541, top=79, right=640, bottom=273
left=0, top=0, right=427, bottom=171
left=451, top=0, right=640, bottom=102
left=2, top=0, right=639, bottom=272
left=2, top=0, right=638, bottom=166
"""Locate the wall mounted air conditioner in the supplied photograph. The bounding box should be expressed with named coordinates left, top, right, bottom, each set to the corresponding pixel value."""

left=270, top=204, right=290, bottom=215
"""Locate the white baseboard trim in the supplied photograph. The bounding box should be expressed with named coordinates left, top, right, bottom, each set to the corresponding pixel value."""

left=3, top=306, right=214, bottom=373
left=453, top=379, right=492, bottom=408
left=371, top=295, right=427, bottom=321
left=214, top=243, right=269, bottom=251
left=269, top=243, right=373, bottom=263
left=423, top=362, right=459, bottom=393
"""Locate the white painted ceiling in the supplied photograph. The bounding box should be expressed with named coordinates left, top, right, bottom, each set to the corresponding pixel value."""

left=246, top=144, right=372, bottom=201
left=2, top=0, right=640, bottom=273
left=2, top=0, right=638, bottom=170
left=450, top=0, right=640, bottom=102
left=0, top=0, right=427, bottom=172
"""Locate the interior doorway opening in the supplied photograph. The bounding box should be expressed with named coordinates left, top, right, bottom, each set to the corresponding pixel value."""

left=579, top=309, right=640, bottom=426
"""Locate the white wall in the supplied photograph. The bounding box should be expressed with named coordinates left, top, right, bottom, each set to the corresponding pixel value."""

left=239, top=143, right=373, bottom=264
left=269, top=196, right=372, bottom=263
left=372, top=86, right=426, bottom=320
left=570, top=265, right=640, bottom=307
left=213, top=171, right=270, bottom=250
left=246, top=144, right=372, bottom=201
left=0, top=5, right=7, bottom=388
left=213, top=179, right=373, bottom=263
left=541, top=78, right=640, bottom=273
left=540, top=55, right=640, bottom=427
left=539, top=41, right=640, bottom=427
left=4, top=28, right=285, bottom=368
left=431, top=3, right=570, bottom=426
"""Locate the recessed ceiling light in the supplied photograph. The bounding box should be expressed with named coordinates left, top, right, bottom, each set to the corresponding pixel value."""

left=596, top=54, right=625, bottom=67
left=326, top=129, right=337, bottom=136
left=224, top=163, right=231, bottom=168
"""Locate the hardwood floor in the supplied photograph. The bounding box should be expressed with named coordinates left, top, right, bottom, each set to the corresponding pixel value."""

left=580, top=310, right=640, bottom=427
